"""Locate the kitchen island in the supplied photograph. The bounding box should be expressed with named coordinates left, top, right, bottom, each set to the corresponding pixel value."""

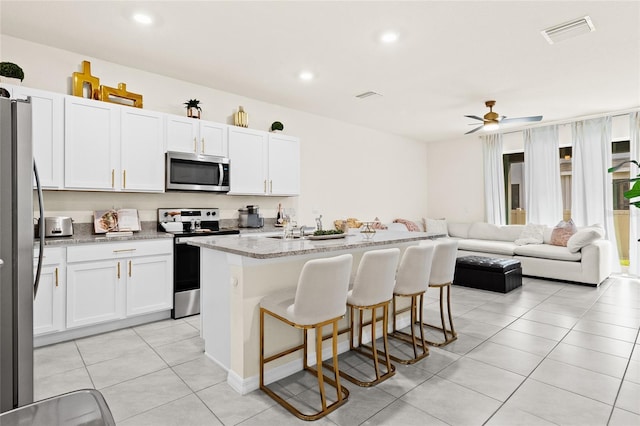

left=191, top=230, right=442, bottom=394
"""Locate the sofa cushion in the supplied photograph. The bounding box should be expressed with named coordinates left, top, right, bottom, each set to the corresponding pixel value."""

left=424, top=218, right=448, bottom=235
left=513, top=244, right=582, bottom=261
left=467, top=223, right=525, bottom=242
left=448, top=222, right=470, bottom=238
left=550, top=219, right=577, bottom=247
left=457, top=239, right=517, bottom=256
left=567, top=226, right=605, bottom=253
left=515, top=223, right=545, bottom=246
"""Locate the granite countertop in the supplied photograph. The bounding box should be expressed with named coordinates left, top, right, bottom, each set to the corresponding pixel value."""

left=37, top=222, right=173, bottom=247
left=190, top=231, right=445, bottom=259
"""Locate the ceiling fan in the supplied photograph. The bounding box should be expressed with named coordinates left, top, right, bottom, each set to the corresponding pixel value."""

left=465, top=100, right=542, bottom=135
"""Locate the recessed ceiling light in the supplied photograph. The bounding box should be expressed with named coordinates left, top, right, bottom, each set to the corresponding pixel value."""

left=380, top=31, right=399, bottom=44
left=133, top=13, right=153, bottom=25
left=299, top=71, right=314, bottom=81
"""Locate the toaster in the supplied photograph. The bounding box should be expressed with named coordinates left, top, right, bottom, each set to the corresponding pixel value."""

left=43, top=216, right=73, bottom=237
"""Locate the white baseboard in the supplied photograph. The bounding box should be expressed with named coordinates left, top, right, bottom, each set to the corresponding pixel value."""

left=228, top=314, right=412, bottom=394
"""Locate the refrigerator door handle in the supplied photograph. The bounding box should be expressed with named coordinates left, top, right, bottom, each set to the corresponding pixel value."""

left=33, top=160, right=44, bottom=299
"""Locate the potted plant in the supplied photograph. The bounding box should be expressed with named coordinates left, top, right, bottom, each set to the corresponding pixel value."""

left=184, top=99, right=201, bottom=119
left=0, top=62, right=24, bottom=85
left=270, top=121, right=284, bottom=132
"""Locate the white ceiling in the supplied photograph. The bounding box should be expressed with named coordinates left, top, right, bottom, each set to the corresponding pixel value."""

left=1, top=1, right=639, bottom=143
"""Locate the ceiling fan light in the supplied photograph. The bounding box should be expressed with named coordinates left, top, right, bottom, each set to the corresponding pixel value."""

left=483, top=122, right=499, bottom=131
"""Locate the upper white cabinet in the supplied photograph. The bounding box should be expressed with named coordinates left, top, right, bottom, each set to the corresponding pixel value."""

left=228, top=127, right=268, bottom=195
left=64, top=96, right=120, bottom=190
left=228, top=127, right=300, bottom=196
left=120, top=108, right=165, bottom=191
left=165, top=114, right=228, bottom=157
left=268, top=133, right=300, bottom=196
left=12, top=87, right=64, bottom=189
left=64, top=97, right=164, bottom=192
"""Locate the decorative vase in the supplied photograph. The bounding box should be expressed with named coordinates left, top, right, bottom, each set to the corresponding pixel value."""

left=0, top=76, right=22, bottom=86
left=234, top=106, right=248, bottom=127
left=187, top=107, right=201, bottom=119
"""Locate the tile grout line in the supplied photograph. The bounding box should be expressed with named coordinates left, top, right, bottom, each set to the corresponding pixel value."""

left=606, top=325, right=640, bottom=425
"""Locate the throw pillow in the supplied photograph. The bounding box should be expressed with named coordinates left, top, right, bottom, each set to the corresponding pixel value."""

left=393, top=218, right=421, bottom=232
left=550, top=219, right=577, bottom=247
left=515, top=223, right=545, bottom=246
left=424, top=218, right=448, bottom=235
left=567, top=225, right=605, bottom=253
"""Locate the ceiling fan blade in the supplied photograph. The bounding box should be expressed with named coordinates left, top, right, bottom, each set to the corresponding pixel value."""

left=465, top=125, right=484, bottom=135
left=464, top=115, right=485, bottom=121
left=500, top=115, right=543, bottom=124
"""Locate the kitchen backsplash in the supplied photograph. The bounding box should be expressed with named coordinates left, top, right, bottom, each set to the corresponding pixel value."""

left=35, top=190, right=299, bottom=224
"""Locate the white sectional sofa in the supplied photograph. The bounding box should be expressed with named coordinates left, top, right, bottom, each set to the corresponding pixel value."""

left=446, top=222, right=612, bottom=286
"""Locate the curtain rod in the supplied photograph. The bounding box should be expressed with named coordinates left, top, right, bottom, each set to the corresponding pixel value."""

left=496, top=106, right=640, bottom=136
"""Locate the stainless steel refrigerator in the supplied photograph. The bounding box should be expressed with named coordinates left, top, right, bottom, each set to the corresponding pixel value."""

left=0, top=96, right=45, bottom=413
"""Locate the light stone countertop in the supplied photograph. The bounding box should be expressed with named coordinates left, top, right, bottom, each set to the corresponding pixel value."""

left=190, top=230, right=444, bottom=259
left=38, top=222, right=173, bottom=247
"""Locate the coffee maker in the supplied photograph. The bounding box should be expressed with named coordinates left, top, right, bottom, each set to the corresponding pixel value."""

left=238, top=205, right=264, bottom=228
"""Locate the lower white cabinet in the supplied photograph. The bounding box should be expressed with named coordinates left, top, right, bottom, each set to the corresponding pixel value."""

left=66, top=240, right=173, bottom=329
left=33, top=247, right=66, bottom=336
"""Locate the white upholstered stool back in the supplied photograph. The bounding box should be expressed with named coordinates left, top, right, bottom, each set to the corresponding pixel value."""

left=394, top=243, right=436, bottom=296
left=429, top=239, right=458, bottom=286
left=348, top=248, right=401, bottom=307
left=291, top=254, right=354, bottom=325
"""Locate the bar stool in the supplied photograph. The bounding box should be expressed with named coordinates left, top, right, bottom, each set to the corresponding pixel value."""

left=388, top=243, right=436, bottom=364
left=424, top=239, right=459, bottom=347
left=259, top=254, right=353, bottom=421
left=327, top=248, right=400, bottom=387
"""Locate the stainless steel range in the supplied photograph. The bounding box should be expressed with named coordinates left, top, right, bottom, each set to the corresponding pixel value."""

left=158, top=208, right=239, bottom=319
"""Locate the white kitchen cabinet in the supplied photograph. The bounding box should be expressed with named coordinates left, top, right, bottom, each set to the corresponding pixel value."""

left=228, top=127, right=268, bottom=195
left=120, top=108, right=165, bottom=191
left=126, top=253, right=173, bottom=316
left=268, top=133, right=300, bottom=196
left=12, top=87, right=64, bottom=189
left=166, top=114, right=228, bottom=157
left=33, top=247, right=65, bottom=336
left=64, top=96, right=120, bottom=190
left=66, top=240, right=173, bottom=329
left=228, top=127, right=300, bottom=196
left=65, top=96, right=165, bottom=192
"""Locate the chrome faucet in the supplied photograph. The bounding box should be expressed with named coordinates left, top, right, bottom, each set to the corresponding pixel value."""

left=315, top=215, right=323, bottom=231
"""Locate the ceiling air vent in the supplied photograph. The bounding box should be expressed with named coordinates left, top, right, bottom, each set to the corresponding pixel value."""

left=541, top=16, right=595, bottom=45
left=355, top=91, right=382, bottom=99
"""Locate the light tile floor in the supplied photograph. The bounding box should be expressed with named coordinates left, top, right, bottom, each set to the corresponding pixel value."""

left=34, top=275, right=640, bottom=425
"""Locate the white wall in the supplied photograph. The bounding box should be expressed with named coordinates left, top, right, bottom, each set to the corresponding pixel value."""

left=2, top=36, right=428, bottom=226
left=426, top=135, right=485, bottom=222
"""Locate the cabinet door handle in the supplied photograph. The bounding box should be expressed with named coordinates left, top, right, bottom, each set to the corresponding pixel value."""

left=193, top=137, right=197, bottom=153
left=128, top=260, right=132, bottom=277
left=55, top=267, right=59, bottom=287
left=123, top=170, right=127, bottom=189
left=263, top=180, right=267, bottom=193
left=201, top=137, right=205, bottom=153
left=113, top=248, right=137, bottom=253
left=270, top=180, right=273, bottom=193
left=117, top=262, right=121, bottom=279
left=111, top=169, right=115, bottom=188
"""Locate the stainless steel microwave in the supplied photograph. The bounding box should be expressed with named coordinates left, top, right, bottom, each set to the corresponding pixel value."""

left=166, top=151, right=230, bottom=192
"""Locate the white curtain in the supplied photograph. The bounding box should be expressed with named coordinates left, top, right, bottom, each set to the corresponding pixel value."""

left=523, top=126, right=563, bottom=225
left=571, top=116, right=620, bottom=272
left=629, top=112, right=640, bottom=275
left=482, top=133, right=506, bottom=225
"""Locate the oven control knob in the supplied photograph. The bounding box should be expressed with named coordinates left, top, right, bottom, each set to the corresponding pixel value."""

left=207, top=211, right=212, bottom=216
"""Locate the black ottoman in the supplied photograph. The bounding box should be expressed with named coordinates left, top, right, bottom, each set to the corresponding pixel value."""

left=454, top=256, right=522, bottom=293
